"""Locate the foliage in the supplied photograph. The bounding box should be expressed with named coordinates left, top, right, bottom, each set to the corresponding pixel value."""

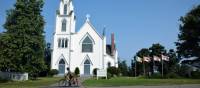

left=49, top=69, right=59, bottom=77
left=0, top=77, right=62, bottom=88
left=107, top=72, right=112, bottom=79
left=176, top=5, right=200, bottom=59
left=0, top=0, right=46, bottom=77
left=107, top=66, right=120, bottom=77
left=92, top=68, right=98, bottom=76
left=191, top=70, right=200, bottom=79
left=149, top=73, right=162, bottom=79
left=136, top=48, right=150, bottom=57
left=74, top=67, right=80, bottom=76
left=118, top=60, right=128, bottom=76
left=166, top=72, right=181, bottom=79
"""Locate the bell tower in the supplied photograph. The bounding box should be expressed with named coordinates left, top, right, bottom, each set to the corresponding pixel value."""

left=55, top=0, right=76, bottom=34
left=51, top=0, right=76, bottom=73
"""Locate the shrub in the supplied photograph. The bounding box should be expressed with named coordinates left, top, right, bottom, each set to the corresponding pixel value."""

left=166, top=72, right=181, bottom=79
left=107, top=67, right=119, bottom=77
left=107, top=72, right=112, bottom=79
left=149, top=73, right=162, bottom=79
left=49, top=69, right=59, bottom=76
left=191, top=70, right=200, bottom=79
left=93, top=68, right=98, bottom=76
left=74, top=67, right=80, bottom=76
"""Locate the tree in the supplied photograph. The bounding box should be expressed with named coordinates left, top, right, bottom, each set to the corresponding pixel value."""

left=176, top=5, right=200, bottom=59
left=118, top=60, right=128, bottom=76
left=149, top=43, right=167, bottom=75
left=149, top=43, right=166, bottom=57
left=136, top=48, right=150, bottom=76
left=0, top=0, right=46, bottom=77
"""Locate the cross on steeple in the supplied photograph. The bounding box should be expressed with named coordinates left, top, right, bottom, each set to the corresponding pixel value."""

left=86, top=14, right=90, bottom=21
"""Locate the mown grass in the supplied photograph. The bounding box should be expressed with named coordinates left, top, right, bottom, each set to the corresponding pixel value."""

left=83, top=77, right=200, bottom=87
left=0, top=77, right=62, bottom=88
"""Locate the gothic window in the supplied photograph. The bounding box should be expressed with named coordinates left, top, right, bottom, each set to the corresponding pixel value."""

left=58, top=38, right=68, bottom=48
left=107, top=62, right=111, bottom=68
left=64, top=4, right=67, bottom=15
left=82, top=36, right=93, bottom=52
left=58, top=38, right=61, bottom=48
left=61, top=19, right=66, bottom=32
left=61, top=38, right=65, bottom=48
left=65, top=39, right=68, bottom=48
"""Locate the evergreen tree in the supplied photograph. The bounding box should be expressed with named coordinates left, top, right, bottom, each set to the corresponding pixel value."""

left=176, top=5, right=200, bottom=59
left=118, top=60, right=128, bottom=76
left=0, top=0, right=46, bottom=77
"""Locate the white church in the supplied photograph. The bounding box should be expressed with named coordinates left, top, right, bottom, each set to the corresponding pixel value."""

left=51, top=0, right=118, bottom=76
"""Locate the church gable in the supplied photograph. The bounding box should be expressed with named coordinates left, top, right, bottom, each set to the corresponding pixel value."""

left=77, top=19, right=103, bottom=40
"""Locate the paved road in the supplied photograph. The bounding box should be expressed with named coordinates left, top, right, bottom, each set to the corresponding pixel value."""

left=89, top=84, right=200, bottom=88
left=42, top=76, right=90, bottom=88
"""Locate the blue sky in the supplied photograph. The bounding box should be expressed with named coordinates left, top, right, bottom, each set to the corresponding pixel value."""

left=0, top=0, right=200, bottom=64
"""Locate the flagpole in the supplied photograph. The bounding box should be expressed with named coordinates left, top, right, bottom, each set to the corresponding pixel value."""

left=135, top=58, right=137, bottom=77
left=143, top=59, right=146, bottom=76
left=161, top=55, right=164, bottom=78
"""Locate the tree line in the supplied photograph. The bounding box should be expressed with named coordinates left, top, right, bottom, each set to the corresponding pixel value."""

left=109, top=5, right=200, bottom=79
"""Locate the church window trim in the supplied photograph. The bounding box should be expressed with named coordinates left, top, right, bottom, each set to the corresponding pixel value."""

left=56, top=54, right=68, bottom=65
left=82, top=36, right=94, bottom=52
left=58, top=38, right=68, bottom=48
left=64, top=4, right=67, bottom=15
left=61, top=19, right=67, bottom=32
left=80, top=55, right=93, bottom=65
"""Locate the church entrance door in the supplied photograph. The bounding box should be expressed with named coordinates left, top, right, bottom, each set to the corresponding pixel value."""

left=58, top=59, right=65, bottom=75
left=84, top=59, right=90, bottom=75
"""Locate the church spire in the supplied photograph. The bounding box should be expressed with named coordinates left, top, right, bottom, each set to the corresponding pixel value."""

left=59, top=0, right=74, bottom=16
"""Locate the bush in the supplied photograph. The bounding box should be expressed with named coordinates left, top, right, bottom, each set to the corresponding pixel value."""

left=191, top=71, right=200, bottom=79
left=107, top=67, right=120, bottom=77
left=93, top=68, right=98, bottom=76
left=74, top=67, right=80, bottom=76
left=49, top=69, right=59, bottom=76
left=149, top=73, right=162, bottom=79
left=107, top=72, right=112, bottom=79
left=166, top=72, right=181, bottom=79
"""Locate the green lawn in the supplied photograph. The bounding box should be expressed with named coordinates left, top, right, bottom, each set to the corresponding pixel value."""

left=0, top=77, right=62, bottom=88
left=83, top=77, right=200, bottom=87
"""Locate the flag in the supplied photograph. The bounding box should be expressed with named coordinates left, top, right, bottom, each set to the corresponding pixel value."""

left=136, top=56, right=142, bottom=63
left=161, top=55, right=169, bottom=61
left=153, top=56, right=161, bottom=62
left=143, top=56, right=151, bottom=62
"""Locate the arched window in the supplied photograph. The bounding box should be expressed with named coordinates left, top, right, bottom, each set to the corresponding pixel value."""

left=58, top=59, right=65, bottom=74
left=82, top=36, right=93, bottom=52
left=58, top=38, right=61, bottom=48
left=61, top=19, right=66, bottom=32
left=107, top=62, right=111, bottom=68
left=58, top=38, right=68, bottom=48
left=61, top=38, right=65, bottom=48
left=84, top=59, right=91, bottom=75
left=65, top=39, right=68, bottom=48
left=64, top=4, right=67, bottom=15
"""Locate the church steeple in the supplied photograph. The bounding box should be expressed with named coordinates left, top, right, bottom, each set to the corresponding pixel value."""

left=59, top=0, right=74, bottom=16
left=55, top=0, right=76, bottom=34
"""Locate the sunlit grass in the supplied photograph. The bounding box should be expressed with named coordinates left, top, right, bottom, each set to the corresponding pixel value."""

left=83, top=77, right=200, bottom=87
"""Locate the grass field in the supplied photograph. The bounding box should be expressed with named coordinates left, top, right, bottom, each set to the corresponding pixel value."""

left=0, top=77, right=62, bottom=88
left=83, top=77, right=200, bottom=87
